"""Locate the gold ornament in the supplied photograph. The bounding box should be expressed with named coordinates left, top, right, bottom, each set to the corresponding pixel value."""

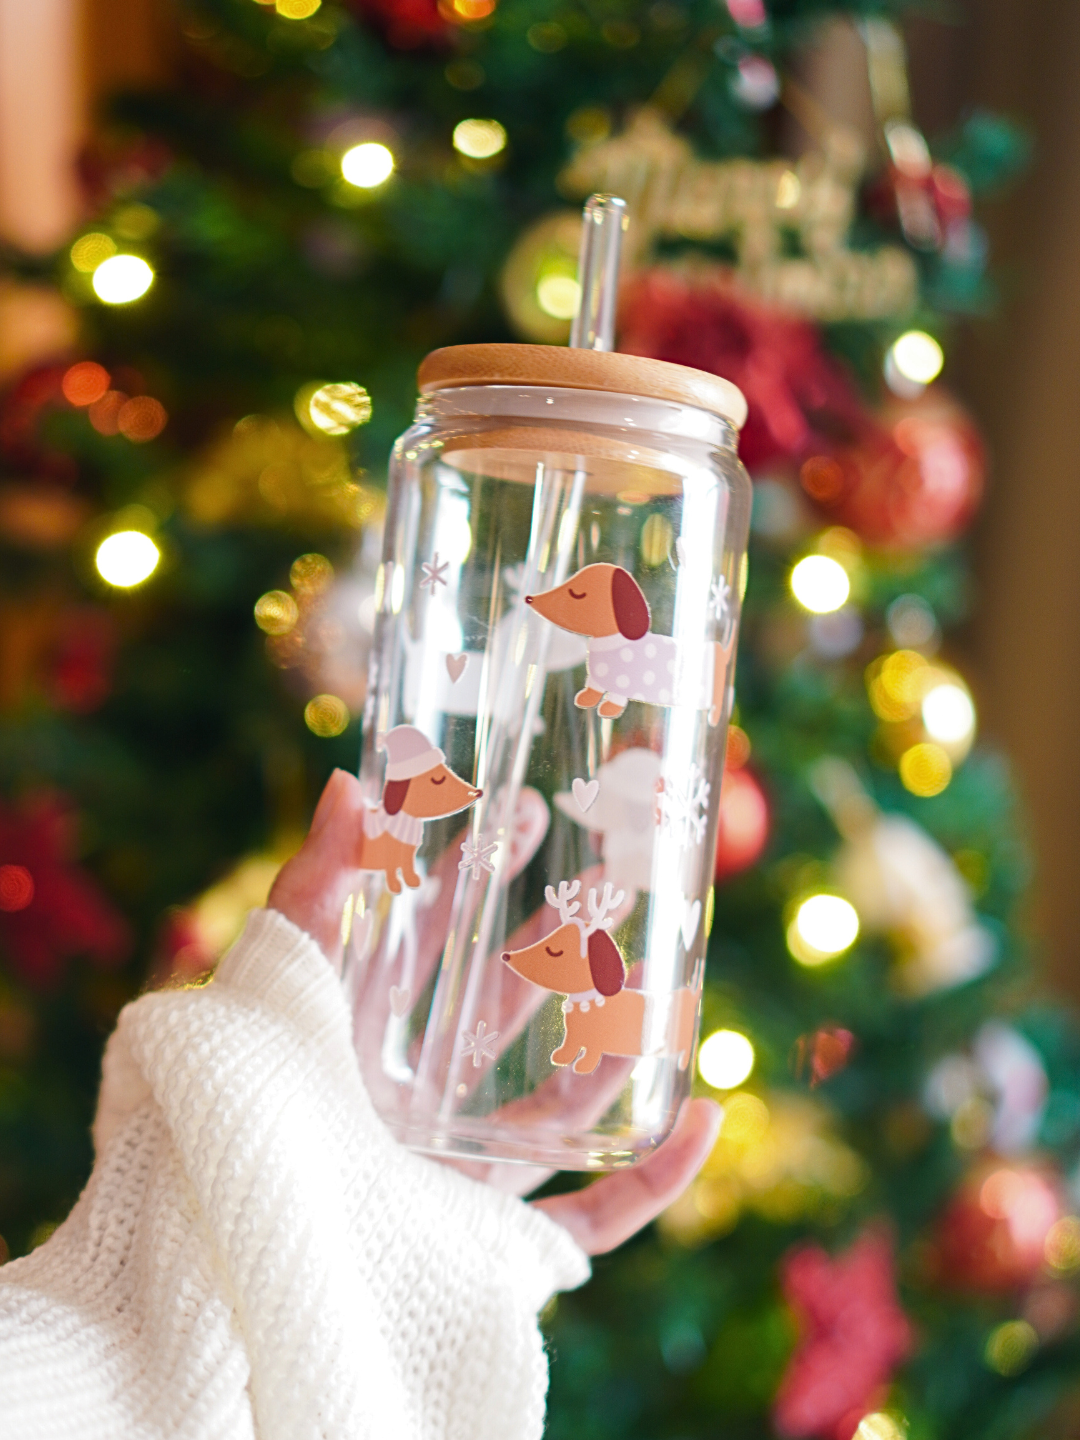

left=503, top=108, right=917, bottom=338
left=660, top=1087, right=867, bottom=1245
left=183, top=414, right=381, bottom=530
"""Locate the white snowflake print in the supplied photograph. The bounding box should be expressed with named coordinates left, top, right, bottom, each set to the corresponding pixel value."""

left=459, top=836, right=498, bottom=879
left=460, top=1020, right=500, bottom=1068
left=709, top=575, right=732, bottom=625
left=659, top=762, right=711, bottom=850
left=420, top=552, right=449, bottom=590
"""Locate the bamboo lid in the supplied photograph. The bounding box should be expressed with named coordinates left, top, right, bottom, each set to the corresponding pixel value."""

left=417, top=343, right=747, bottom=430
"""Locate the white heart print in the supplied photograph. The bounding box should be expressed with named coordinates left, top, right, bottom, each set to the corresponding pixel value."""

left=680, top=899, right=701, bottom=951
left=572, top=777, right=600, bottom=814
left=389, top=985, right=411, bottom=1017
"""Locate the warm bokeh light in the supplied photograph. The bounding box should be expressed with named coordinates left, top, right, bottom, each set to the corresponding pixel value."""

left=536, top=273, right=580, bottom=320
left=1045, top=1215, right=1080, bottom=1273
left=922, top=682, right=976, bottom=745
left=62, top=361, right=110, bottom=407
left=95, top=531, right=161, bottom=588
left=92, top=255, right=154, bottom=304
left=276, top=0, right=321, bottom=15
left=888, top=330, right=944, bottom=385
left=308, top=381, right=372, bottom=435
left=340, top=142, right=394, bottom=189
left=450, top=0, right=497, bottom=19
left=0, top=865, right=35, bottom=912
left=254, top=590, right=300, bottom=635
left=698, top=1029, right=755, bottom=1090
left=984, top=1320, right=1037, bottom=1377
left=70, top=233, right=116, bottom=272
left=117, top=396, right=168, bottom=443
left=88, top=391, right=127, bottom=437
left=899, top=742, right=952, bottom=797
left=854, top=1415, right=907, bottom=1440
left=290, top=552, right=334, bottom=593
left=452, top=118, right=507, bottom=159
left=790, top=554, right=850, bottom=614
left=788, top=894, right=859, bottom=966
left=304, top=693, right=350, bottom=737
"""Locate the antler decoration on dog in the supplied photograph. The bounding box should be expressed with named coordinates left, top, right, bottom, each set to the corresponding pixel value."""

left=543, top=879, right=626, bottom=957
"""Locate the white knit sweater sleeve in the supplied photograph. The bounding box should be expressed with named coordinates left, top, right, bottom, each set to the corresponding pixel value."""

left=0, top=908, right=590, bottom=1440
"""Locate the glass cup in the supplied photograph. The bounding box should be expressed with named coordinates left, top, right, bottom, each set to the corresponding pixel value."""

left=341, top=344, right=751, bottom=1170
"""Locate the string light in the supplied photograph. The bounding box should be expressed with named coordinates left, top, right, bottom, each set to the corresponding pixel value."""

left=291, top=553, right=334, bottom=593
left=854, top=1415, right=907, bottom=1440
left=276, top=0, right=321, bottom=15
left=984, top=1320, right=1037, bottom=1377
left=117, top=396, right=168, bottom=442
left=62, top=362, right=110, bottom=407
left=899, top=742, right=952, bottom=797
left=790, top=554, right=850, bottom=614
left=452, top=118, right=507, bottom=159
left=885, top=330, right=944, bottom=396
left=340, top=143, right=394, bottom=189
left=536, top=273, right=580, bottom=320
left=95, top=531, right=161, bottom=588
left=254, top=591, right=299, bottom=635
left=307, top=382, right=372, bottom=435
left=787, top=895, right=859, bottom=966
left=70, top=233, right=116, bottom=272
left=92, top=255, right=154, bottom=304
left=921, top=682, right=976, bottom=745
left=0, top=865, right=34, bottom=912
left=304, top=694, right=350, bottom=737
left=698, top=1029, right=755, bottom=1090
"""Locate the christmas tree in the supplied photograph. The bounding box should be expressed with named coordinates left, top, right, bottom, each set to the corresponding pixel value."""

left=2, top=0, right=1076, bottom=1435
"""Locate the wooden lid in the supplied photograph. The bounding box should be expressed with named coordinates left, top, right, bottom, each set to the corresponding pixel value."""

left=417, top=343, right=747, bottom=430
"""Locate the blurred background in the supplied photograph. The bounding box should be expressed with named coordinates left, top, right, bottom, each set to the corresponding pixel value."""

left=3, top=2, right=1080, bottom=1436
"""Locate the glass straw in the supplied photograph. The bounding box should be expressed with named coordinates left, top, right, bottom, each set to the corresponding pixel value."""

left=568, top=194, right=628, bottom=352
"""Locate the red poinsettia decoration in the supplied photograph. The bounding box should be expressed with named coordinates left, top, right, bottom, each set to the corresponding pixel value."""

left=0, top=795, right=130, bottom=987
left=773, top=1226, right=913, bottom=1440
left=344, top=0, right=451, bottom=46
left=618, top=269, right=867, bottom=473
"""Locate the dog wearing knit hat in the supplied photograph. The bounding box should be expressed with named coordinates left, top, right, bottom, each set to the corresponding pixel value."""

left=525, top=563, right=736, bottom=725
left=359, top=725, right=482, bottom=893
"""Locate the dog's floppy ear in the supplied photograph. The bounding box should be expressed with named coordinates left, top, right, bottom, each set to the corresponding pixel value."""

left=611, top=567, right=650, bottom=640
left=587, top=928, right=626, bottom=996
left=382, top=779, right=411, bottom=816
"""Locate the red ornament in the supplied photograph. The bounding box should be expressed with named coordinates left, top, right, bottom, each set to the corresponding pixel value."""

left=799, top=388, right=985, bottom=548
left=793, top=1026, right=856, bottom=1088
left=930, top=1163, right=1063, bottom=1293
left=618, top=270, right=866, bottom=473
left=50, top=608, right=117, bottom=713
left=345, top=0, right=451, bottom=46
left=0, top=795, right=129, bottom=986
left=715, top=764, right=769, bottom=881
left=773, top=1226, right=913, bottom=1440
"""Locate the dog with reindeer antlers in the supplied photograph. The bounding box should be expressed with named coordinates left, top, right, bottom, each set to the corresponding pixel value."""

left=502, top=880, right=702, bottom=1074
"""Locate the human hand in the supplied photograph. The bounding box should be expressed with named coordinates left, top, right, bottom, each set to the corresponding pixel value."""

left=267, top=768, right=722, bottom=1256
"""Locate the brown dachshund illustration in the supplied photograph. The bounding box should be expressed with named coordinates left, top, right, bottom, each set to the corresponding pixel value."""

left=501, top=880, right=701, bottom=1074
left=525, top=562, right=735, bottom=724
left=358, top=725, right=481, bottom=893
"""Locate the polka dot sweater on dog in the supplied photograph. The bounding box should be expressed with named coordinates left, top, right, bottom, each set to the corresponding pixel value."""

left=586, top=632, right=711, bottom=709
left=0, top=908, right=589, bottom=1440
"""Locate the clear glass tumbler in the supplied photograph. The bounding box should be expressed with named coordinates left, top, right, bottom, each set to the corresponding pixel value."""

left=342, top=344, right=751, bottom=1170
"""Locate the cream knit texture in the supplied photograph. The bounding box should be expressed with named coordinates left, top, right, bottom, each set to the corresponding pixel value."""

left=0, top=908, right=590, bottom=1440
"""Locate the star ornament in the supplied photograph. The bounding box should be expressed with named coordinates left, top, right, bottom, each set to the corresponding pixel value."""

left=420, top=552, right=449, bottom=590
left=460, top=1020, right=500, bottom=1068
left=459, top=836, right=498, bottom=880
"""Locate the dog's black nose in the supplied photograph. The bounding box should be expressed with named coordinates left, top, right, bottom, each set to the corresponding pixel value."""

left=524, top=595, right=533, bottom=605
left=501, top=952, right=511, bottom=962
